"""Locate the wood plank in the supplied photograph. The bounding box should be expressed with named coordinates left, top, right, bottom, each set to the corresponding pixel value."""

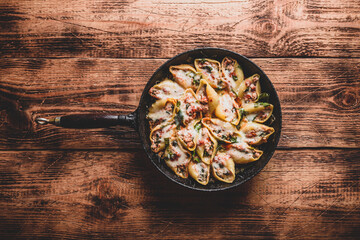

left=0, top=0, right=359, bottom=58
left=1, top=58, right=359, bottom=149
left=0, top=149, right=359, bottom=239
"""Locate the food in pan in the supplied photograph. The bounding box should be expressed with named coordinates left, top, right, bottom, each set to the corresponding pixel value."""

left=147, top=57, right=275, bottom=185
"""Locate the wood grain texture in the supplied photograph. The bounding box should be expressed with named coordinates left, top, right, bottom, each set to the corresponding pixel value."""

left=0, top=149, right=359, bottom=239
left=0, top=0, right=359, bottom=58
left=1, top=58, right=359, bottom=149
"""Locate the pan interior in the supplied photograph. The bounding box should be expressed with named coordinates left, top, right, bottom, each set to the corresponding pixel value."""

left=137, top=48, right=282, bottom=191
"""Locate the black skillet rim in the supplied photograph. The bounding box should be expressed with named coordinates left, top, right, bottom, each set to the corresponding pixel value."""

left=137, top=47, right=282, bottom=191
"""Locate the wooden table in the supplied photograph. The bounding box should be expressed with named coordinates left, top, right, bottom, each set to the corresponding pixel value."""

left=0, top=0, right=359, bottom=239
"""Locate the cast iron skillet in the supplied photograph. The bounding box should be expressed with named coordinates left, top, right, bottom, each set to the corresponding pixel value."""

left=36, top=48, right=282, bottom=191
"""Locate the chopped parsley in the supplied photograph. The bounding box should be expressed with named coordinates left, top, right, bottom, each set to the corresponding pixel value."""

left=174, top=110, right=184, bottom=128
left=231, top=88, right=238, bottom=98
left=258, top=93, right=270, bottom=102
left=232, top=75, right=238, bottom=81
left=194, top=122, right=202, bottom=132
left=192, top=150, right=200, bottom=163
left=205, top=66, right=213, bottom=72
left=164, top=138, right=169, bottom=148
left=255, top=102, right=271, bottom=107
left=176, top=101, right=181, bottom=107
left=230, top=136, right=237, bottom=143
left=200, top=58, right=206, bottom=64
left=167, top=152, right=175, bottom=160
left=193, top=78, right=200, bottom=85
left=217, top=145, right=225, bottom=152
left=203, top=150, right=210, bottom=157
left=259, top=132, right=268, bottom=137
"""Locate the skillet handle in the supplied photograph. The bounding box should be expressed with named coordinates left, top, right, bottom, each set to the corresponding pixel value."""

left=35, top=111, right=137, bottom=129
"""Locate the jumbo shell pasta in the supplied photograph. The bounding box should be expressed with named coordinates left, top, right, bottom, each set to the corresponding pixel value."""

left=147, top=98, right=177, bottom=129
left=170, top=64, right=202, bottom=91
left=147, top=57, right=276, bottom=185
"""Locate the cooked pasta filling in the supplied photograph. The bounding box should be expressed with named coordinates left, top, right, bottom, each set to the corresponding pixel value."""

left=147, top=57, right=275, bottom=185
left=196, top=60, right=223, bottom=88
left=197, top=128, right=214, bottom=157
left=243, top=75, right=259, bottom=103
left=149, top=80, right=185, bottom=99
left=171, top=68, right=202, bottom=90
left=179, top=91, right=205, bottom=124
left=218, top=93, right=239, bottom=123
left=212, top=153, right=232, bottom=178
left=150, top=123, right=176, bottom=152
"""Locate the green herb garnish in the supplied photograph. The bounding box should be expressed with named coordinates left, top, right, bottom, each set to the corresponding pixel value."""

left=256, top=102, right=271, bottom=107
left=174, top=110, right=184, bottom=128
left=176, top=101, right=181, bottom=107
left=193, top=78, right=200, bottom=85
left=203, top=150, right=210, bottom=157
left=258, top=93, right=270, bottom=102
left=230, top=136, right=237, bottom=143
left=164, top=138, right=169, bottom=148
left=231, top=88, right=238, bottom=97
left=232, top=75, right=238, bottom=81
left=205, top=66, right=213, bottom=72
left=259, top=132, right=268, bottom=137
left=217, top=145, right=225, bottom=152
left=194, top=122, right=202, bottom=132
left=167, top=152, right=175, bottom=160
left=192, top=150, right=200, bottom=163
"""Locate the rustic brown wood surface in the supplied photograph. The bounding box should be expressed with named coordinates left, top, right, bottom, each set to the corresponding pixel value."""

left=0, top=0, right=359, bottom=239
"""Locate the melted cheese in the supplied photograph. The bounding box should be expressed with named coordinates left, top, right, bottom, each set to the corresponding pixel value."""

left=211, top=152, right=235, bottom=183
left=177, top=121, right=198, bottom=151
left=202, top=118, right=237, bottom=143
left=240, top=122, right=274, bottom=145
left=149, top=79, right=185, bottom=100
left=179, top=89, right=203, bottom=125
left=188, top=161, right=210, bottom=185
left=195, top=59, right=222, bottom=89
left=225, top=141, right=262, bottom=164
left=216, top=93, right=238, bottom=123
left=165, top=139, right=190, bottom=169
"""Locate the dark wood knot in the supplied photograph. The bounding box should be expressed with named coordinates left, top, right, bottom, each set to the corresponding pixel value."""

left=333, top=89, right=358, bottom=109
left=254, top=19, right=278, bottom=37
left=87, top=179, right=129, bottom=220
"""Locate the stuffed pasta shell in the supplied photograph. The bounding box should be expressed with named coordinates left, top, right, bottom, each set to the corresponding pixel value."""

left=149, top=79, right=185, bottom=100
left=223, top=141, right=263, bottom=164
left=147, top=98, right=177, bottom=129
left=164, top=137, right=191, bottom=178
left=242, top=102, right=274, bottom=123
left=196, top=124, right=217, bottom=164
left=150, top=121, right=176, bottom=153
left=202, top=117, right=238, bottom=143
left=196, top=79, right=219, bottom=116
left=215, top=91, right=241, bottom=125
left=177, top=120, right=199, bottom=151
left=188, top=160, right=210, bottom=185
left=211, top=152, right=235, bottom=183
left=240, top=122, right=275, bottom=145
left=194, top=58, right=224, bottom=90
left=237, top=74, right=261, bottom=104
left=177, top=89, right=205, bottom=125
left=170, top=64, right=202, bottom=91
left=221, top=57, right=244, bottom=93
